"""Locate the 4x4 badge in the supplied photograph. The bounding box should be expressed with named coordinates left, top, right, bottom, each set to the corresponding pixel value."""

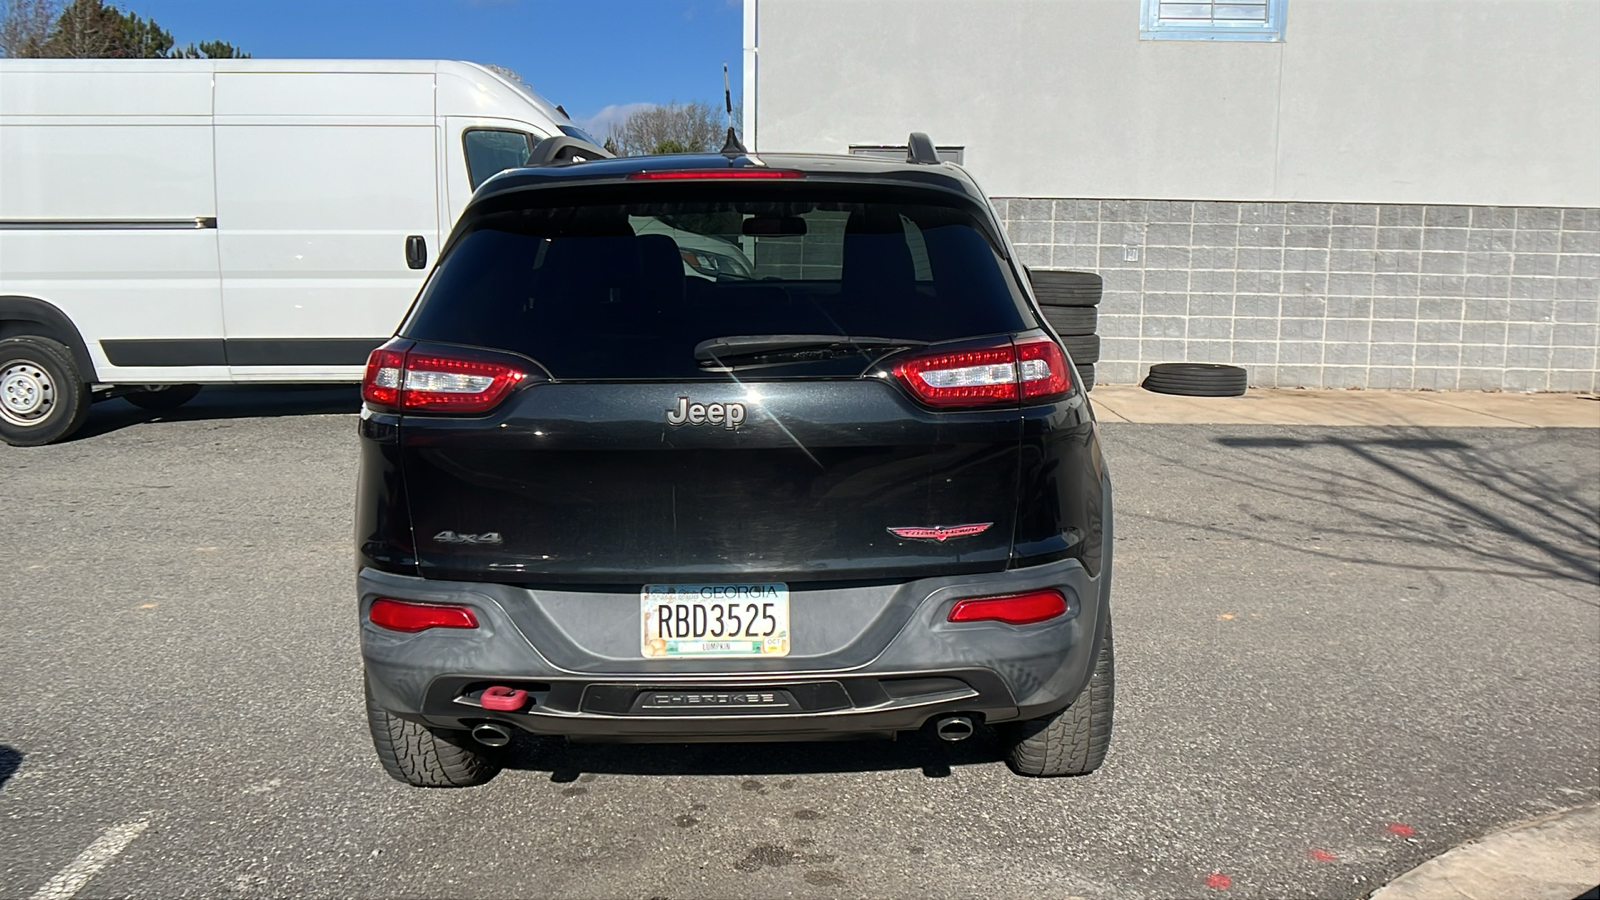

left=433, top=531, right=503, bottom=545
left=887, top=523, right=993, bottom=542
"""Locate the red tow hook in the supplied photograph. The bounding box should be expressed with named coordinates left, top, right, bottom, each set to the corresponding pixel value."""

left=480, top=685, right=528, bottom=712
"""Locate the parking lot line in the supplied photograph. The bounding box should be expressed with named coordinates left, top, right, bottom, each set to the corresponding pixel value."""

left=28, top=820, right=148, bottom=900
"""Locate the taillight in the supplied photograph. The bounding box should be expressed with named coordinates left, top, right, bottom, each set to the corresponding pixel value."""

left=948, top=589, right=1068, bottom=626
left=361, top=342, right=529, bottom=414
left=401, top=352, right=525, bottom=412
left=892, top=343, right=1019, bottom=407
left=889, top=336, right=1072, bottom=408
left=362, top=346, right=405, bottom=409
left=368, top=598, right=479, bottom=633
left=1016, top=335, right=1072, bottom=402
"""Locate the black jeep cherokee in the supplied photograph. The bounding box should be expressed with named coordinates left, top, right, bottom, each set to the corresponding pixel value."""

left=355, top=140, right=1114, bottom=787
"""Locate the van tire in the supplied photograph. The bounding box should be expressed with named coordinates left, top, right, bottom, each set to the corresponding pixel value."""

left=0, top=336, right=92, bottom=447
left=365, top=675, right=502, bottom=788
left=1001, top=614, right=1114, bottom=777
left=125, top=384, right=202, bottom=411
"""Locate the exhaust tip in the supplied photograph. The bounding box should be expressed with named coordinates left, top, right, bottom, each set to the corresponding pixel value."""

left=934, top=715, right=975, bottom=742
left=471, top=722, right=512, bottom=748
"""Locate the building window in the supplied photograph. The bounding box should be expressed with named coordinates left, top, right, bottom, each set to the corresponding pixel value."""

left=1140, top=0, right=1286, bottom=42
left=848, top=145, right=965, bottom=165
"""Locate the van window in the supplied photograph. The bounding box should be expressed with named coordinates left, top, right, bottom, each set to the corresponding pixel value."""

left=463, top=130, right=534, bottom=189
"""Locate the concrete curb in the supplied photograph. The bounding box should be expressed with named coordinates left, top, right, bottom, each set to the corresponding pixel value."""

left=1370, top=802, right=1600, bottom=900
left=1089, top=385, right=1600, bottom=428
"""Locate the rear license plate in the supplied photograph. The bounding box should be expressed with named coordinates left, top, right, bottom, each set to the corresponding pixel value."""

left=641, top=584, right=790, bottom=658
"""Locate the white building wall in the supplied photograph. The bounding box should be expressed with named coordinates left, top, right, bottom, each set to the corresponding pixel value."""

left=748, top=0, right=1600, bottom=208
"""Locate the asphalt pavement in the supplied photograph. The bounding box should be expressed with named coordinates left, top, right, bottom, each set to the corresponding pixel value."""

left=1, top=387, right=1596, bottom=899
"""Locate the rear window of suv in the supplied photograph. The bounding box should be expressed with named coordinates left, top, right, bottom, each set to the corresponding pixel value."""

left=402, top=185, right=1034, bottom=379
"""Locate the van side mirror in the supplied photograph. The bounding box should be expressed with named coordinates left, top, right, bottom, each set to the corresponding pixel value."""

left=405, top=235, right=427, bottom=270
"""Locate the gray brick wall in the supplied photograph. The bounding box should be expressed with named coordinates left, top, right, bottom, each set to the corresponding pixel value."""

left=996, top=199, right=1600, bottom=391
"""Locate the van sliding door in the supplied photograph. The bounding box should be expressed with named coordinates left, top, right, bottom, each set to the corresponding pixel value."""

left=213, top=72, right=441, bottom=379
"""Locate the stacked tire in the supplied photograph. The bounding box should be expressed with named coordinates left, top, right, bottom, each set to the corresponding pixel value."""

left=1028, top=270, right=1101, bottom=392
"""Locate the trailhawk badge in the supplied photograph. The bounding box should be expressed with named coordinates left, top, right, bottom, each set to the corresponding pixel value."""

left=887, top=523, right=994, bottom=542
left=666, top=396, right=746, bottom=430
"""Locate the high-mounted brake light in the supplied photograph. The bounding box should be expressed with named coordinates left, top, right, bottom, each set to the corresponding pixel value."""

left=889, top=336, right=1072, bottom=409
left=362, top=341, right=529, bottom=414
left=626, top=169, right=803, bottom=180
left=369, top=598, right=479, bottom=633
left=948, top=589, right=1068, bottom=626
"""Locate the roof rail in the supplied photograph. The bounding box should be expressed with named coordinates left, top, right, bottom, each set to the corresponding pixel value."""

left=526, top=135, right=614, bottom=167
left=906, top=132, right=939, bottom=165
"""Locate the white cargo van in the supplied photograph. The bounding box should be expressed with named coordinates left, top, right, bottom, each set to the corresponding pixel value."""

left=0, top=58, right=595, bottom=445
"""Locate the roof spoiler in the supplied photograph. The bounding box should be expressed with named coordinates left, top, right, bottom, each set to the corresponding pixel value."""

left=526, top=135, right=614, bottom=167
left=906, top=132, right=940, bottom=165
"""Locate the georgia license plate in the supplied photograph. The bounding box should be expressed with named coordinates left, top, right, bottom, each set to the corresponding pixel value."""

left=641, top=583, right=790, bottom=659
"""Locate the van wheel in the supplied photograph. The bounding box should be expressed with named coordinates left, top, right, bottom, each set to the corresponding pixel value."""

left=0, top=336, right=91, bottom=447
left=364, top=675, right=502, bottom=788
left=1001, top=614, right=1114, bottom=777
left=125, top=384, right=202, bottom=411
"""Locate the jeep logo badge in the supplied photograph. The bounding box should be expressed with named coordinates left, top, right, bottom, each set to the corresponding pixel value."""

left=666, top=396, right=746, bottom=430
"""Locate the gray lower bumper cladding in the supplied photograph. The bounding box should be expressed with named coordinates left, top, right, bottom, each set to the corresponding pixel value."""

left=359, top=558, right=1107, bottom=740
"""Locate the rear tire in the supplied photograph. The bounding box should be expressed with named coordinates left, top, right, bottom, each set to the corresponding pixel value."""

left=125, top=384, right=202, bottom=411
left=1002, top=614, right=1114, bottom=777
left=364, top=675, right=502, bottom=787
left=0, top=336, right=91, bottom=447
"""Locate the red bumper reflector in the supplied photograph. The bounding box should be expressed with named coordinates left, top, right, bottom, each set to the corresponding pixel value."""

left=947, top=589, right=1068, bottom=626
left=369, top=598, right=479, bottom=633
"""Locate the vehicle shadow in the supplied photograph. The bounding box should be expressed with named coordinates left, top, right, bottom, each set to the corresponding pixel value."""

left=0, top=746, right=21, bottom=791
left=1136, top=428, right=1600, bottom=596
left=72, top=384, right=361, bottom=441
left=499, top=728, right=1007, bottom=781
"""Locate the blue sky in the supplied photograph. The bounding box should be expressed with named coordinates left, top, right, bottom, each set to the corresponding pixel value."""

left=119, top=0, right=744, bottom=137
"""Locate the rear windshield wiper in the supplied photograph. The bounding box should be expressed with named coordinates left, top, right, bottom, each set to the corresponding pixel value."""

left=694, top=334, right=928, bottom=368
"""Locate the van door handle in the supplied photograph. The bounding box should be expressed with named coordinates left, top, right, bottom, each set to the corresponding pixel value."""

left=405, top=235, right=428, bottom=270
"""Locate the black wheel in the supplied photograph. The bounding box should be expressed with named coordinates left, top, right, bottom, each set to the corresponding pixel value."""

left=0, top=336, right=91, bottom=447
left=364, top=675, right=501, bottom=788
left=1076, top=364, right=1095, bottom=392
left=1061, top=334, right=1100, bottom=365
left=1142, top=363, right=1248, bottom=397
left=1028, top=270, right=1102, bottom=308
left=1043, top=306, right=1097, bottom=335
left=125, top=384, right=202, bottom=411
left=1002, top=614, right=1114, bottom=777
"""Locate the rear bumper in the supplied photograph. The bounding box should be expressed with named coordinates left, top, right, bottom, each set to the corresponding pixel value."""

left=359, top=556, right=1109, bottom=740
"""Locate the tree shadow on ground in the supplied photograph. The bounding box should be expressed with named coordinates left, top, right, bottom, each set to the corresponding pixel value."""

left=0, top=746, right=21, bottom=791
left=499, top=727, right=1006, bottom=781
left=71, top=384, right=360, bottom=441
left=1132, top=427, right=1598, bottom=600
